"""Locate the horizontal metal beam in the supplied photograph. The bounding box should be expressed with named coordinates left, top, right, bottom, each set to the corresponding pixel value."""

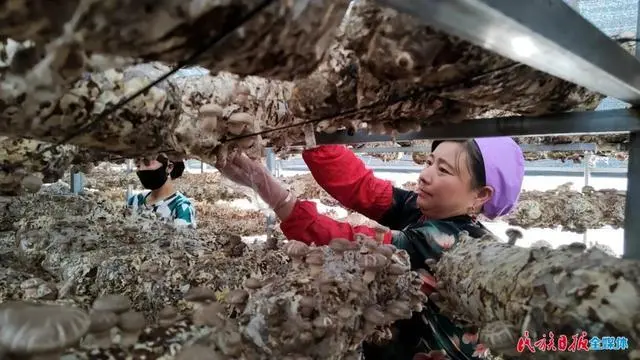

left=375, top=0, right=640, bottom=104
left=519, top=143, right=597, bottom=152
left=352, top=143, right=598, bottom=153
left=351, top=146, right=431, bottom=154
left=355, top=143, right=598, bottom=153
left=315, top=109, right=640, bottom=145
left=279, top=163, right=627, bottom=177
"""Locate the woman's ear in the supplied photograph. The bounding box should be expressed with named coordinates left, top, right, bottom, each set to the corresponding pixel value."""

left=475, top=186, right=494, bottom=209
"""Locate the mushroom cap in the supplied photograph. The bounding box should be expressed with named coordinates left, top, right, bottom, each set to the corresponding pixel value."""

left=386, top=301, right=412, bottom=319
left=531, top=240, right=552, bottom=249
left=243, top=278, right=263, bottom=290
left=305, top=251, right=325, bottom=266
left=337, top=306, right=354, bottom=320
left=92, top=294, right=131, bottom=314
left=89, top=310, right=119, bottom=333
left=359, top=253, right=388, bottom=271
left=184, top=286, right=217, bottom=302
left=228, top=112, right=254, bottom=125
left=285, top=240, right=310, bottom=258
left=505, top=228, right=523, bottom=240
left=19, top=278, right=45, bottom=290
left=387, top=263, right=408, bottom=276
left=361, top=238, right=378, bottom=250
left=0, top=302, right=90, bottom=354
left=363, top=307, right=386, bottom=325
left=394, top=249, right=411, bottom=267
left=329, top=238, right=356, bottom=252
left=118, top=311, right=146, bottom=332
left=225, top=289, right=249, bottom=305
left=299, top=296, right=315, bottom=309
left=199, top=103, right=223, bottom=117
left=377, top=244, right=396, bottom=258
left=158, top=306, right=178, bottom=319
left=21, top=175, right=43, bottom=193
left=349, top=280, right=367, bottom=294
left=353, top=233, right=372, bottom=243
left=176, top=344, right=224, bottom=360
left=193, top=303, right=226, bottom=327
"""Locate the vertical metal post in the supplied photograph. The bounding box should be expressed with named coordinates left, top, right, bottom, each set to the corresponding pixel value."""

left=70, top=172, right=84, bottom=194
left=624, top=2, right=640, bottom=259
left=583, top=152, right=592, bottom=187
left=624, top=132, right=640, bottom=259
left=266, top=148, right=277, bottom=176
left=126, top=159, right=134, bottom=201
left=265, top=148, right=277, bottom=237
left=200, top=161, right=204, bottom=174
left=582, top=151, right=592, bottom=244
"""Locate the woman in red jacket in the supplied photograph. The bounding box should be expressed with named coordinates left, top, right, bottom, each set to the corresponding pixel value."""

left=217, top=138, right=525, bottom=360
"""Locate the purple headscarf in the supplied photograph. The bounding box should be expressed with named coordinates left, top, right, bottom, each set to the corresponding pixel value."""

left=473, top=137, right=525, bottom=219
left=432, top=138, right=525, bottom=219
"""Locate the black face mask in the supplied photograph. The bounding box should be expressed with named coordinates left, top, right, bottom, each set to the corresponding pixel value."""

left=136, top=165, right=168, bottom=190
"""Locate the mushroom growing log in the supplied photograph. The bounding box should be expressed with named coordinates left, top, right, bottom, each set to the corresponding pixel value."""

left=433, top=232, right=638, bottom=360
left=1, top=59, right=609, bottom=171
left=1, top=1, right=610, bottom=167
left=0, top=188, right=425, bottom=359
left=0, top=0, right=350, bottom=80
left=177, top=239, right=423, bottom=359
left=1, top=63, right=295, bottom=166
left=0, top=137, right=115, bottom=195
left=507, top=185, right=626, bottom=233
left=354, top=135, right=628, bottom=164
left=400, top=182, right=626, bottom=232
left=57, top=238, right=424, bottom=359
left=288, top=0, right=603, bottom=131
left=516, top=135, right=630, bottom=162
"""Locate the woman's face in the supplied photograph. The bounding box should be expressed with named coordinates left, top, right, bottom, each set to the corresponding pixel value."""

left=415, top=141, right=491, bottom=219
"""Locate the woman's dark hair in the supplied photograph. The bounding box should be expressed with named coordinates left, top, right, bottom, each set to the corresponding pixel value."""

left=156, top=155, right=186, bottom=179
left=169, top=161, right=185, bottom=179
left=431, top=140, right=486, bottom=189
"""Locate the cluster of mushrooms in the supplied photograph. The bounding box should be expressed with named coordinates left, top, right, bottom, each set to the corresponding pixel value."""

left=0, top=234, right=425, bottom=359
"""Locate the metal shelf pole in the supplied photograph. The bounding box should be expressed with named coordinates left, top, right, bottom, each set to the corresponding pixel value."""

left=265, top=148, right=277, bottom=239
left=315, top=109, right=640, bottom=145
left=125, top=159, right=134, bottom=201
left=70, top=172, right=84, bottom=195
left=623, top=1, right=640, bottom=259
left=624, top=132, right=640, bottom=259
left=348, top=143, right=597, bottom=154
left=583, top=150, right=592, bottom=245
left=375, top=0, right=640, bottom=104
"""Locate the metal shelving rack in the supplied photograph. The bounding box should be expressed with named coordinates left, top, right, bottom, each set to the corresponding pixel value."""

left=313, top=0, right=640, bottom=259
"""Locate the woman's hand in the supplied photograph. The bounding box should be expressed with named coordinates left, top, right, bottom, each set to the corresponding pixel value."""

left=216, top=150, right=296, bottom=220
left=216, top=151, right=260, bottom=189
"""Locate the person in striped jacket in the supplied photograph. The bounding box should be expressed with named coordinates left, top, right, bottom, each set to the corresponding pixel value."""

left=128, top=155, right=196, bottom=229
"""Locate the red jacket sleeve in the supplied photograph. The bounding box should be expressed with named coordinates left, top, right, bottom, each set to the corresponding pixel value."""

left=280, top=200, right=392, bottom=246
left=302, top=145, right=393, bottom=222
